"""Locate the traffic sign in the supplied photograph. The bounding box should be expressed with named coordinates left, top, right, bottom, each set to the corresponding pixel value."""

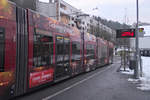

left=139, top=28, right=144, bottom=32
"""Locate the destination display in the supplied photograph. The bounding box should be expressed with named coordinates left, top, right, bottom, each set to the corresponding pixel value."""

left=116, top=29, right=136, bottom=38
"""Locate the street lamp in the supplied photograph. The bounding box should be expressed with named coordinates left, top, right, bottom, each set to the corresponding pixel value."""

left=135, top=0, right=139, bottom=79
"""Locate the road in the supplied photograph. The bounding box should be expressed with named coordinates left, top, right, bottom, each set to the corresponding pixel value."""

left=13, top=57, right=150, bottom=100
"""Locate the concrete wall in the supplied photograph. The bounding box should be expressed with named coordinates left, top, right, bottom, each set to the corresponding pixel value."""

left=10, top=0, right=36, bottom=10
left=10, top=0, right=57, bottom=20
left=36, top=1, right=57, bottom=19
left=139, top=37, right=150, bottom=49
left=130, top=36, right=150, bottom=51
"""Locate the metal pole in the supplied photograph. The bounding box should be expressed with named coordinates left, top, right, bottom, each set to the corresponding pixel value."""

left=57, top=0, right=61, bottom=21
left=124, top=39, right=126, bottom=71
left=139, top=51, right=143, bottom=77
left=134, top=0, right=139, bottom=79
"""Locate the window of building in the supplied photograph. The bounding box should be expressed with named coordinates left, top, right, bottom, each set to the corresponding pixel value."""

left=82, top=22, right=85, bottom=25
left=72, top=24, right=74, bottom=27
left=72, top=17, right=75, bottom=21
left=0, top=28, right=5, bottom=72
left=33, top=29, right=53, bottom=68
left=51, top=0, right=55, bottom=3
left=60, top=4, right=66, bottom=10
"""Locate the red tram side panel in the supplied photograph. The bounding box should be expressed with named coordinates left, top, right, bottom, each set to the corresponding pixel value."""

left=0, top=2, right=114, bottom=99
left=70, top=27, right=83, bottom=75
left=103, top=40, right=109, bottom=65
left=97, top=38, right=109, bottom=67
left=0, top=2, right=17, bottom=99
left=53, top=23, right=71, bottom=81
left=108, top=41, right=114, bottom=64
left=27, top=10, right=55, bottom=88
left=84, top=33, right=97, bottom=72
left=27, top=9, right=75, bottom=87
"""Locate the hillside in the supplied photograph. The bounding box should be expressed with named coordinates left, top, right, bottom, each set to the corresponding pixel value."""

left=94, top=16, right=131, bottom=29
left=94, top=16, right=131, bottom=47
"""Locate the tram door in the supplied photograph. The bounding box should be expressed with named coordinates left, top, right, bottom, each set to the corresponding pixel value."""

left=55, top=36, right=71, bottom=80
left=15, top=7, right=28, bottom=96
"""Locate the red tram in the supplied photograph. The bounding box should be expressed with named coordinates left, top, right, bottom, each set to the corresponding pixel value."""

left=0, top=2, right=114, bottom=99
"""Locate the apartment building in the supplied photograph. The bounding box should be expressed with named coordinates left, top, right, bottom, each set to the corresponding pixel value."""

left=36, top=0, right=57, bottom=19
left=77, top=15, right=116, bottom=37
left=38, top=0, right=82, bottom=25
left=10, top=0, right=116, bottom=38
left=56, top=0, right=82, bottom=24
left=10, top=0, right=81, bottom=24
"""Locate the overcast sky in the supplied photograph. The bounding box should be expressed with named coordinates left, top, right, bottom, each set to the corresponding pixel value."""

left=64, top=0, right=150, bottom=25
left=40, top=0, right=150, bottom=24
left=64, top=0, right=150, bottom=35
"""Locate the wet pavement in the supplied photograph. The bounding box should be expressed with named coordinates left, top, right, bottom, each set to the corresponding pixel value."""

left=14, top=57, right=150, bottom=100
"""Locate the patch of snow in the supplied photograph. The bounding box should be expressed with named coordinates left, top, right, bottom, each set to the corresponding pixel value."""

left=120, top=56, right=150, bottom=91
left=127, top=56, right=150, bottom=91
left=128, top=78, right=140, bottom=84
left=116, top=48, right=129, bottom=52
left=121, top=71, right=134, bottom=75
left=141, top=57, right=150, bottom=78
left=137, top=57, right=150, bottom=91
left=137, top=82, right=150, bottom=91
left=128, top=78, right=139, bottom=82
left=120, top=67, right=134, bottom=75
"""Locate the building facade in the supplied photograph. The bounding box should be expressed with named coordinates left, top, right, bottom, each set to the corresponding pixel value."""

left=10, top=0, right=116, bottom=39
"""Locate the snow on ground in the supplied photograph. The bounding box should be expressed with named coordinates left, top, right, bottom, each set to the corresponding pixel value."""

left=120, top=56, right=150, bottom=91
left=120, top=67, right=134, bottom=75
left=137, top=56, right=150, bottom=91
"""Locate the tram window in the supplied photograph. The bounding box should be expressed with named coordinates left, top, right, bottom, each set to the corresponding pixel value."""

left=86, top=44, right=94, bottom=57
left=103, top=45, right=107, bottom=57
left=33, top=30, right=53, bottom=68
left=56, top=36, right=64, bottom=55
left=72, top=42, right=81, bottom=60
left=56, top=36, right=64, bottom=62
left=100, top=45, right=107, bottom=58
left=98, top=46, right=101, bottom=58
left=72, top=42, right=80, bottom=54
left=109, top=48, right=113, bottom=56
left=64, top=38, right=70, bottom=54
left=0, top=28, right=5, bottom=72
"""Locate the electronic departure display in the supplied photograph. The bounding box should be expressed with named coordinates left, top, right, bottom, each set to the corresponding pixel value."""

left=116, top=29, right=136, bottom=38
